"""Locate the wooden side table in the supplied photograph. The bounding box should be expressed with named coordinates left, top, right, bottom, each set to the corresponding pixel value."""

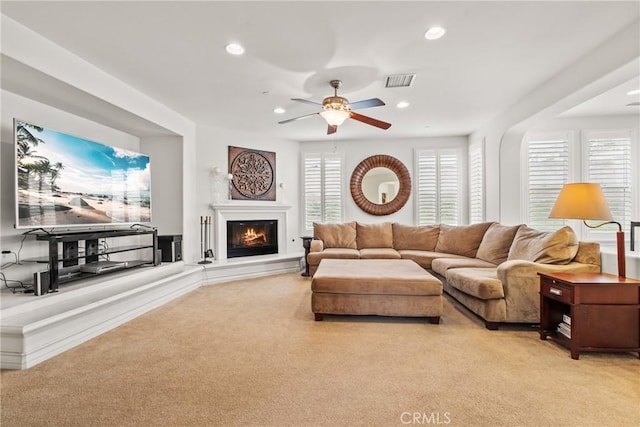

left=539, top=272, right=640, bottom=359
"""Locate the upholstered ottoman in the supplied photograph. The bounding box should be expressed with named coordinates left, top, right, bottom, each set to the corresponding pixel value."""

left=311, top=259, right=443, bottom=323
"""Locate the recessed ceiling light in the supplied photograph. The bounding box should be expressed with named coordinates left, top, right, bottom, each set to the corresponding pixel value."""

left=225, top=43, right=245, bottom=55
left=424, top=26, right=446, bottom=40
left=627, top=89, right=640, bottom=96
left=397, top=101, right=410, bottom=109
left=273, top=107, right=285, bottom=114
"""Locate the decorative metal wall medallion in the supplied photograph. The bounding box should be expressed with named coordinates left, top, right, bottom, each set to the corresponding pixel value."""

left=228, top=146, right=276, bottom=201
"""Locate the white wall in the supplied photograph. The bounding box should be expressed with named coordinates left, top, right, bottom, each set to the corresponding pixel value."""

left=301, top=136, right=468, bottom=229
left=140, top=136, right=183, bottom=235
left=195, top=125, right=301, bottom=255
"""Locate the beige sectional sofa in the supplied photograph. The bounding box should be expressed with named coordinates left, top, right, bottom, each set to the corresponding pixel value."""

left=307, top=221, right=601, bottom=329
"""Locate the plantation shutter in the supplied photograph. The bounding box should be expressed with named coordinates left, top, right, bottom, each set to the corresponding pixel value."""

left=416, top=151, right=437, bottom=225
left=526, top=136, right=569, bottom=231
left=302, top=152, right=343, bottom=231
left=323, top=153, right=343, bottom=224
left=584, top=131, right=632, bottom=236
left=439, top=152, right=459, bottom=225
left=469, top=141, right=484, bottom=223
left=303, top=153, right=322, bottom=230
left=416, top=149, right=461, bottom=226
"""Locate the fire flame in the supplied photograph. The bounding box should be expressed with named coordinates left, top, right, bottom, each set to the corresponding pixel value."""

left=242, top=227, right=267, bottom=247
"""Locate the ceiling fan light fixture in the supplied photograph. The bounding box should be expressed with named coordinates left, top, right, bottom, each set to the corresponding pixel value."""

left=320, top=109, right=350, bottom=126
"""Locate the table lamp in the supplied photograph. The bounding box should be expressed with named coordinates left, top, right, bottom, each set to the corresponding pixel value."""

left=549, top=182, right=625, bottom=278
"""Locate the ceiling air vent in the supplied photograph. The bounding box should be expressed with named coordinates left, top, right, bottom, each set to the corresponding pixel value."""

left=385, top=74, right=416, bottom=88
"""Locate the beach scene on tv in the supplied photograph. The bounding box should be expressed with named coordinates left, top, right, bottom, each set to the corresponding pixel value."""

left=16, top=120, right=151, bottom=228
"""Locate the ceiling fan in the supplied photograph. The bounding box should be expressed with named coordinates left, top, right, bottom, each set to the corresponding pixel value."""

left=278, top=80, right=392, bottom=135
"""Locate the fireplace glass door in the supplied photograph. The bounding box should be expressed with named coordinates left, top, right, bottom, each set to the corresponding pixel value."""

left=226, top=220, right=278, bottom=258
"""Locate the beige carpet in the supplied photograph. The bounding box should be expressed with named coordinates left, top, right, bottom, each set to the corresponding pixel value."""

left=1, top=272, right=639, bottom=426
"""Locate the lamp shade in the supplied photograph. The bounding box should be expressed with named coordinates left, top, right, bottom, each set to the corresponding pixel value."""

left=320, top=109, right=350, bottom=126
left=548, top=183, right=613, bottom=221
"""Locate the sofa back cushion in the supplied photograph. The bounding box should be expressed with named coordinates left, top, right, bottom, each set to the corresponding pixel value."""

left=313, top=222, right=357, bottom=249
left=507, top=225, right=578, bottom=264
left=392, top=223, right=440, bottom=251
left=434, top=222, right=493, bottom=257
left=357, top=222, right=393, bottom=249
left=476, top=223, right=522, bottom=265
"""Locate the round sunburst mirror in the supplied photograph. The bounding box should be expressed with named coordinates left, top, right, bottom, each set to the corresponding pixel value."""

left=350, top=154, right=411, bottom=215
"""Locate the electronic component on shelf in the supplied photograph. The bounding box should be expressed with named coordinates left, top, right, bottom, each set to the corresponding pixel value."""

left=80, top=261, right=128, bottom=274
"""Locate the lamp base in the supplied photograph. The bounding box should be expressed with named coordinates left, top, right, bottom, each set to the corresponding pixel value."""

left=616, top=231, right=626, bottom=278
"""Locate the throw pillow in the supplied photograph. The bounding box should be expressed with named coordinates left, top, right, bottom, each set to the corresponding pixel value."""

left=476, top=223, right=522, bottom=265
left=313, top=222, right=357, bottom=249
left=434, top=222, right=493, bottom=257
left=507, top=225, right=578, bottom=264
left=357, top=222, right=393, bottom=249
left=392, top=223, right=440, bottom=251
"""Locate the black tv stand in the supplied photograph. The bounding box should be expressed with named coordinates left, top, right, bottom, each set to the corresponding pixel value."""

left=26, top=228, right=158, bottom=295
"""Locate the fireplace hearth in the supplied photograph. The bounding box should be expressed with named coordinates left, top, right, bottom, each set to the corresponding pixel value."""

left=226, top=220, right=278, bottom=258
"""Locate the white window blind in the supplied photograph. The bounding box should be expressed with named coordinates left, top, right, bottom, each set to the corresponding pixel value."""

left=416, top=149, right=461, bottom=225
left=584, top=131, right=633, bottom=237
left=469, top=141, right=484, bottom=223
left=526, top=136, right=569, bottom=231
left=302, top=152, right=343, bottom=230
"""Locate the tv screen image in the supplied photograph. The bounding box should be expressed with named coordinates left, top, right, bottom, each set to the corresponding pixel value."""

left=15, top=119, right=151, bottom=228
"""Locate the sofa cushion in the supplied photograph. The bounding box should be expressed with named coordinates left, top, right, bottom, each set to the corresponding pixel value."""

left=392, top=223, right=440, bottom=251
left=357, top=222, right=393, bottom=249
left=432, top=257, right=497, bottom=276
left=398, top=250, right=467, bottom=269
left=475, top=223, right=522, bottom=265
left=507, top=225, right=578, bottom=264
left=434, top=222, right=493, bottom=258
left=313, top=222, right=357, bottom=249
left=359, top=248, right=401, bottom=259
left=446, top=268, right=504, bottom=300
left=307, top=248, right=361, bottom=266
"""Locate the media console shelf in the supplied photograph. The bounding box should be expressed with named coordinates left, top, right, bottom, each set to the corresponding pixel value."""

left=26, top=228, right=158, bottom=295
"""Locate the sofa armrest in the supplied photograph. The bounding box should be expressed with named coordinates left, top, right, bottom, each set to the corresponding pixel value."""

left=310, top=239, right=324, bottom=253
left=496, top=260, right=600, bottom=322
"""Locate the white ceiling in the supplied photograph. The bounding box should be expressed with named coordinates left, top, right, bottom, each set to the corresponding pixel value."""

left=2, top=1, right=639, bottom=141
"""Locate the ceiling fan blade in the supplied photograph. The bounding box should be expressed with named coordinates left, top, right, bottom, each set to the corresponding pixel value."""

left=327, top=124, right=338, bottom=135
left=278, top=112, right=319, bottom=124
left=291, top=98, right=322, bottom=107
left=349, top=98, right=385, bottom=110
left=349, top=112, right=392, bottom=130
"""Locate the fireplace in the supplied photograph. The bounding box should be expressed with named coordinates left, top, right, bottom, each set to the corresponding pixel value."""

left=226, top=220, right=278, bottom=258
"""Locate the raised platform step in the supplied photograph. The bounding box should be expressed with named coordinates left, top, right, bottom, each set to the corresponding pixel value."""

left=1, top=253, right=303, bottom=369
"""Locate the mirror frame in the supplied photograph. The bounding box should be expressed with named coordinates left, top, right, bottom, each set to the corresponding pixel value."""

left=350, top=154, right=411, bottom=216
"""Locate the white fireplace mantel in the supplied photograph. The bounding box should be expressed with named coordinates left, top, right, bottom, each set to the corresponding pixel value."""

left=210, top=203, right=292, bottom=260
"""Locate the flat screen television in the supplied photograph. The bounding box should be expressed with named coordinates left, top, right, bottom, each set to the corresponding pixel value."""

left=14, top=118, right=151, bottom=229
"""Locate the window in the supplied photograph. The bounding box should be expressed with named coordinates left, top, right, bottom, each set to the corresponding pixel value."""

left=469, top=140, right=484, bottom=223
left=583, top=130, right=633, bottom=238
left=523, top=134, right=570, bottom=231
left=523, top=129, right=637, bottom=240
left=302, top=152, right=343, bottom=231
left=415, top=149, right=462, bottom=225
